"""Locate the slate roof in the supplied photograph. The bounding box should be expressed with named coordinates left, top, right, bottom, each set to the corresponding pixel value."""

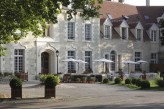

left=98, top=1, right=164, bottom=42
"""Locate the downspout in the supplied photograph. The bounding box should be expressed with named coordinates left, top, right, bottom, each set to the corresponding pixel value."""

left=35, top=40, right=38, bottom=80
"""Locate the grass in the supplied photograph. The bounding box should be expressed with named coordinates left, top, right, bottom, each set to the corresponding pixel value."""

left=108, top=79, right=164, bottom=91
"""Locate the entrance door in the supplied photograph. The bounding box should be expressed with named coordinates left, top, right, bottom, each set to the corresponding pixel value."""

left=41, top=52, right=49, bottom=74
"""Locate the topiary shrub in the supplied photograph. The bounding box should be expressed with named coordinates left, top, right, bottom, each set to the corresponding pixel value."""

left=125, top=78, right=131, bottom=84
left=140, top=80, right=150, bottom=89
left=135, top=79, right=142, bottom=87
left=103, top=78, right=109, bottom=84
left=114, top=77, right=122, bottom=84
left=75, top=78, right=81, bottom=83
left=45, top=75, right=60, bottom=88
left=157, top=80, right=164, bottom=87
left=131, top=78, right=137, bottom=85
left=9, top=78, right=22, bottom=89
left=81, top=77, right=87, bottom=83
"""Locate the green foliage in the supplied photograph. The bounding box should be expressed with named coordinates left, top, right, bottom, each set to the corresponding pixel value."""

left=81, top=77, right=87, bottom=82
left=3, top=72, right=12, bottom=76
left=103, top=78, right=109, bottom=84
left=140, top=80, right=150, bottom=89
left=157, top=79, right=164, bottom=87
left=131, top=78, right=137, bottom=85
left=125, top=78, right=131, bottom=84
left=40, top=74, right=60, bottom=84
left=75, top=78, right=81, bottom=82
left=88, top=77, right=96, bottom=82
left=135, top=79, right=142, bottom=87
left=0, top=0, right=103, bottom=55
left=9, top=78, right=22, bottom=89
left=114, top=77, right=122, bottom=84
left=45, top=75, right=60, bottom=88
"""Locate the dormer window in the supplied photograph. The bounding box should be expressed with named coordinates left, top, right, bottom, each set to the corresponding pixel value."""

left=104, top=25, right=110, bottom=39
left=151, top=30, right=157, bottom=42
left=136, top=29, right=142, bottom=41
left=122, top=27, right=127, bottom=40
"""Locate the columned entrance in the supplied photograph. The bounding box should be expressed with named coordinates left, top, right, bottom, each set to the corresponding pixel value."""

left=41, top=52, right=49, bottom=74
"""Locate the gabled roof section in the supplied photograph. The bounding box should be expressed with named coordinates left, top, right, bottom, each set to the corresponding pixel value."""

left=128, top=29, right=136, bottom=41
left=99, top=1, right=139, bottom=23
left=136, top=6, right=164, bottom=24
left=104, top=18, right=112, bottom=26
left=112, top=27, right=120, bottom=39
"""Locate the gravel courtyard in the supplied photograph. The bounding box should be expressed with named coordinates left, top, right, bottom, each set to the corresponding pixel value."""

left=0, top=81, right=164, bottom=109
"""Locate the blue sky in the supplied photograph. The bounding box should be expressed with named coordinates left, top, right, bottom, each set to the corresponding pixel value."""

left=125, top=0, right=164, bottom=6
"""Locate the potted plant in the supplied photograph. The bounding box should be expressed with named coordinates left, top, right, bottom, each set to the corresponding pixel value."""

left=45, top=75, right=60, bottom=98
left=9, top=78, right=22, bottom=99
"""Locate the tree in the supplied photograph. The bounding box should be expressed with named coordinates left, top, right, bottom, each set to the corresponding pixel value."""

left=0, top=0, right=102, bottom=55
left=159, top=19, right=164, bottom=45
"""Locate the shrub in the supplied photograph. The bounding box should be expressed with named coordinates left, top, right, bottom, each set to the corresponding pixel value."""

left=131, top=78, right=137, bottom=85
left=157, top=80, right=164, bottom=87
left=45, top=75, right=60, bottom=88
left=81, top=77, right=87, bottom=82
left=0, top=72, right=3, bottom=77
left=125, top=78, right=131, bottom=84
left=140, top=80, right=150, bottom=89
left=4, top=72, right=12, bottom=76
left=9, top=78, right=22, bottom=89
left=95, top=75, right=103, bottom=82
left=135, top=79, right=142, bottom=87
left=114, top=77, right=122, bottom=84
left=103, top=78, right=109, bottom=84
left=39, top=74, right=48, bottom=83
left=75, top=78, right=81, bottom=82
left=88, top=77, right=96, bottom=82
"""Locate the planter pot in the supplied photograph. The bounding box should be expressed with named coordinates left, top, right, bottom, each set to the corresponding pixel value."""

left=45, top=87, right=56, bottom=98
left=11, top=88, right=22, bottom=99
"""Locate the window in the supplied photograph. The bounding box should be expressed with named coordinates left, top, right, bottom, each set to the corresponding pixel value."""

left=110, top=51, right=116, bottom=71
left=151, top=30, right=157, bottom=42
left=151, top=53, right=157, bottom=64
left=104, top=25, right=110, bottom=39
left=68, top=51, right=76, bottom=70
left=137, top=29, right=142, bottom=41
left=122, top=27, right=127, bottom=40
left=85, top=24, right=92, bottom=40
left=14, top=49, right=24, bottom=73
left=135, top=52, right=141, bottom=71
left=85, top=51, right=92, bottom=70
left=68, top=22, right=75, bottom=40
left=105, top=54, right=109, bottom=72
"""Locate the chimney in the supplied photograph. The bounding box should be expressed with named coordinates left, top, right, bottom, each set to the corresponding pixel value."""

left=146, top=0, right=150, bottom=6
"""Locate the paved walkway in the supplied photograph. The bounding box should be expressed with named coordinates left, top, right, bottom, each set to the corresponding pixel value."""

left=0, top=81, right=164, bottom=109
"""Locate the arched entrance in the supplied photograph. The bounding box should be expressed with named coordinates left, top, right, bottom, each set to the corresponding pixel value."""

left=41, top=52, right=49, bottom=74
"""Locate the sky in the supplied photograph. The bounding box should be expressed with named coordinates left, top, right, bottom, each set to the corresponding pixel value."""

left=124, top=0, right=164, bottom=6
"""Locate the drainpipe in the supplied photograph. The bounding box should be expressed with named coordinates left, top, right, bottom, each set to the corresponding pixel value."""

left=146, top=0, right=150, bottom=6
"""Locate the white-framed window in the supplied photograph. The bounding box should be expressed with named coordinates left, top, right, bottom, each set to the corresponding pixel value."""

left=68, top=51, right=76, bottom=70
left=85, top=51, right=92, bottom=70
left=151, top=53, right=157, bottom=64
left=105, top=54, right=109, bottom=72
left=122, top=27, right=127, bottom=40
left=151, top=30, right=157, bottom=42
left=14, top=49, right=24, bottom=73
left=136, top=29, right=142, bottom=41
left=110, top=51, right=116, bottom=71
left=85, top=24, right=92, bottom=41
left=135, top=52, right=141, bottom=71
left=68, top=22, right=75, bottom=40
left=104, top=25, right=110, bottom=39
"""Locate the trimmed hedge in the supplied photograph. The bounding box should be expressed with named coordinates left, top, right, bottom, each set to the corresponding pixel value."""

left=114, top=77, right=122, bottom=84
left=157, top=80, right=164, bottom=87
left=131, top=78, right=137, bottom=85
left=125, top=78, right=131, bottom=84
left=103, top=78, right=109, bottom=84
left=135, top=79, right=142, bottom=87
left=140, top=80, right=150, bottom=89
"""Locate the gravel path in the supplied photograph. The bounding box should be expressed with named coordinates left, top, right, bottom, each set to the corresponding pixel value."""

left=0, top=82, right=164, bottom=109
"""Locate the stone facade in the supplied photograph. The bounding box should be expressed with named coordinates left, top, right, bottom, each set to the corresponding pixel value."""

left=0, top=2, right=164, bottom=80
